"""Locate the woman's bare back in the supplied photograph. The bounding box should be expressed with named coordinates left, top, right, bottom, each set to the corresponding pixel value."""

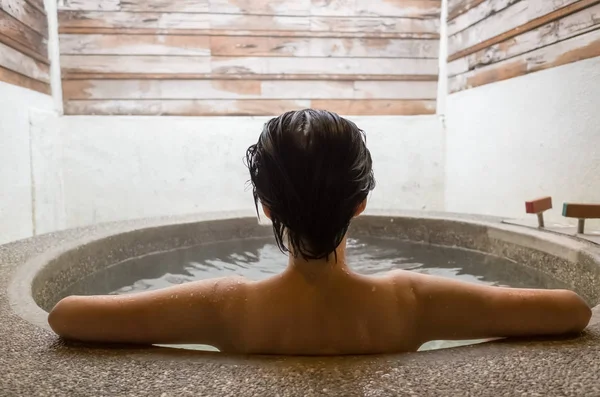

left=226, top=271, right=420, bottom=355
left=48, top=266, right=591, bottom=355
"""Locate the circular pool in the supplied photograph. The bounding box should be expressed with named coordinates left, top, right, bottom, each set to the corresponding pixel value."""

left=4, top=211, right=600, bottom=396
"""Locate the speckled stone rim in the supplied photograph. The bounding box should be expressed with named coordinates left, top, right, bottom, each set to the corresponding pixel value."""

left=8, top=211, right=600, bottom=340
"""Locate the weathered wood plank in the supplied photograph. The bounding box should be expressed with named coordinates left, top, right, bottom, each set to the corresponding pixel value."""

left=59, top=0, right=120, bottom=11
left=0, top=0, right=47, bottom=37
left=0, top=40, right=49, bottom=81
left=448, top=0, right=586, bottom=59
left=311, top=99, right=436, bottom=115
left=343, top=0, right=441, bottom=18
left=0, top=65, right=50, bottom=93
left=210, top=56, right=438, bottom=75
left=62, top=55, right=437, bottom=75
left=449, top=27, right=600, bottom=92
left=58, top=0, right=211, bottom=11
left=447, top=3, right=600, bottom=77
left=58, top=11, right=439, bottom=34
left=209, top=36, right=439, bottom=58
left=58, top=27, right=440, bottom=40
left=63, top=79, right=263, bottom=100
left=210, top=0, right=310, bottom=15
left=56, top=0, right=440, bottom=16
left=209, top=0, right=440, bottom=17
left=62, top=72, right=439, bottom=81
left=0, top=10, right=48, bottom=62
left=448, top=0, right=523, bottom=36
left=352, top=81, right=438, bottom=99
left=121, top=0, right=210, bottom=12
left=59, top=34, right=210, bottom=56
left=309, top=0, right=441, bottom=17
left=63, top=99, right=313, bottom=116
left=448, top=0, right=486, bottom=21
left=60, top=55, right=212, bottom=74
left=63, top=99, right=435, bottom=116
left=309, top=15, right=439, bottom=33
left=62, top=79, right=438, bottom=100
left=26, top=0, right=45, bottom=13
left=211, top=0, right=310, bottom=15
left=58, top=11, right=212, bottom=30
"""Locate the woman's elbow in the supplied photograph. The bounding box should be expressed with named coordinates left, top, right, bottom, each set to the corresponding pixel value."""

left=561, top=290, right=592, bottom=333
left=48, top=296, right=79, bottom=339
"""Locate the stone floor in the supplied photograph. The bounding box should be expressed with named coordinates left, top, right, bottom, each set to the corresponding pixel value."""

left=2, top=213, right=600, bottom=396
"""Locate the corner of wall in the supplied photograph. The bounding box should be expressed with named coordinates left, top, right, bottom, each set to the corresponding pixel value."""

left=44, top=0, right=64, bottom=115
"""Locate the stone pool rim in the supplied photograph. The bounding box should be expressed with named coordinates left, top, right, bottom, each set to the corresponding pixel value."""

left=4, top=210, right=600, bottom=396
left=9, top=209, right=600, bottom=333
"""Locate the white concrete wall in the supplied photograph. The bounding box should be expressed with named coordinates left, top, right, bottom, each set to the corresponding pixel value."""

left=445, top=56, right=600, bottom=225
left=54, top=115, right=445, bottom=228
left=0, top=82, right=55, bottom=245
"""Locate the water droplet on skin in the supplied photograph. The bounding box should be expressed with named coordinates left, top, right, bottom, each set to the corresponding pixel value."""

left=371, top=286, right=376, bottom=292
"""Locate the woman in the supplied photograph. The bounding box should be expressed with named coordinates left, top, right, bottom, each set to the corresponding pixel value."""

left=49, top=109, right=591, bottom=355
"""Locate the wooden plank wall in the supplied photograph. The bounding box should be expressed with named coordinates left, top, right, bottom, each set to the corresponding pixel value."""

left=0, top=0, right=49, bottom=94
left=448, top=0, right=600, bottom=93
left=58, top=0, right=441, bottom=116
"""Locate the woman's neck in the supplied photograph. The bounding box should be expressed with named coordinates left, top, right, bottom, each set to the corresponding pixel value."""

left=283, top=239, right=352, bottom=283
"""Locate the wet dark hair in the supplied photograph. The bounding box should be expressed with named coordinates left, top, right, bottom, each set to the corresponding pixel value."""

left=245, top=109, right=375, bottom=261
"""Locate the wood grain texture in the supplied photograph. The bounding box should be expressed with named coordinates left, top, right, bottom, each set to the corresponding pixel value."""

left=0, top=41, right=49, bottom=81
left=57, top=27, right=440, bottom=39
left=0, top=10, right=48, bottom=62
left=59, top=34, right=210, bottom=55
left=211, top=0, right=437, bottom=17
left=58, top=0, right=211, bottom=11
left=210, top=0, right=311, bottom=15
left=58, top=0, right=440, bottom=17
left=447, top=3, right=600, bottom=77
left=64, top=99, right=313, bottom=116
left=319, top=0, right=442, bottom=18
left=448, top=0, right=486, bottom=20
left=61, top=55, right=212, bottom=74
left=312, top=99, right=436, bottom=115
left=62, top=79, right=438, bottom=100
left=58, top=11, right=440, bottom=34
left=210, top=56, right=438, bottom=75
left=121, top=0, right=210, bottom=12
left=0, top=64, right=50, bottom=93
left=209, top=36, right=439, bottom=58
left=59, top=0, right=121, bottom=11
left=0, top=0, right=47, bottom=37
left=61, top=55, right=438, bottom=76
left=448, top=0, right=523, bottom=36
left=62, top=72, right=439, bottom=81
left=64, top=99, right=435, bottom=116
left=26, top=0, right=45, bottom=13
left=449, top=28, right=600, bottom=92
left=448, top=0, right=583, bottom=59
left=57, top=0, right=441, bottom=116
left=60, top=34, right=437, bottom=58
